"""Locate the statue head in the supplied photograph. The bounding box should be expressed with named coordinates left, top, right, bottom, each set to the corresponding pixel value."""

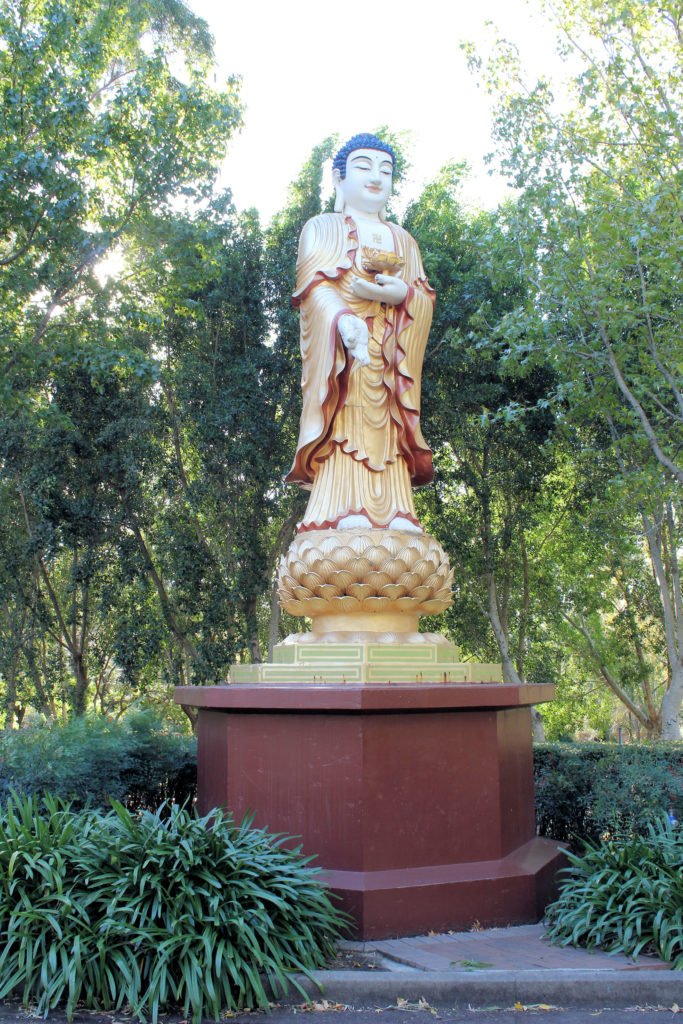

left=333, top=134, right=396, bottom=180
left=332, top=133, right=396, bottom=218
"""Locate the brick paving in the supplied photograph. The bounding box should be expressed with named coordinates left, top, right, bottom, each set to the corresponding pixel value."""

left=342, top=923, right=670, bottom=973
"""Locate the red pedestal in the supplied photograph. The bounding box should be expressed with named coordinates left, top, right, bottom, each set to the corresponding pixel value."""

left=175, top=683, right=565, bottom=939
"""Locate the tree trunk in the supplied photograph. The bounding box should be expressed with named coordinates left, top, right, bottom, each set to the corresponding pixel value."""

left=4, top=674, right=18, bottom=730
left=661, top=661, right=683, bottom=740
left=244, top=597, right=262, bottom=664
left=3, top=643, right=22, bottom=728
left=71, top=651, right=89, bottom=716
left=486, top=574, right=521, bottom=684
left=486, top=573, right=545, bottom=740
left=180, top=704, right=198, bottom=733
left=268, top=575, right=282, bottom=661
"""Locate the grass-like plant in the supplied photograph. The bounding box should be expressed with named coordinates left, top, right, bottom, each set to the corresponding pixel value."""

left=545, top=817, right=683, bottom=967
left=0, top=793, right=347, bottom=1022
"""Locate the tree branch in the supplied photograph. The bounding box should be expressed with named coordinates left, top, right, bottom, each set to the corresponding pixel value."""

left=560, top=607, right=650, bottom=728
left=600, top=326, right=683, bottom=485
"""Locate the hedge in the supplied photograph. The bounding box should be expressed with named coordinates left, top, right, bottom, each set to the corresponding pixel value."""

left=0, top=711, right=196, bottom=811
left=534, top=742, right=683, bottom=848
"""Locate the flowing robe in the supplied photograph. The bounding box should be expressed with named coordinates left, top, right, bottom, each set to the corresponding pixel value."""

left=285, top=213, right=435, bottom=531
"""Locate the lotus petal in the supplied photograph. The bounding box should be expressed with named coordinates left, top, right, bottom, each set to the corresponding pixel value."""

left=335, top=595, right=359, bottom=611
left=329, top=569, right=356, bottom=589
left=394, top=595, right=419, bottom=609
left=365, top=570, right=392, bottom=590
left=423, top=572, right=444, bottom=591
left=349, top=556, right=372, bottom=577
left=292, top=585, right=313, bottom=601
left=315, top=583, right=340, bottom=600
left=366, top=545, right=387, bottom=567
left=398, top=571, right=421, bottom=590
left=380, top=583, right=407, bottom=600
left=301, top=570, right=324, bottom=590
left=413, top=557, right=437, bottom=578
left=348, top=582, right=374, bottom=600
left=400, top=547, right=420, bottom=569
left=350, top=534, right=372, bottom=553
left=380, top=557, right=406, bottom=576
left=290, top=559, right=309, bottom=581
left=419, top=599, right=451, bottom=614
left=363, top=596, right=391, bottom=611
left=312, top=557, right=336, bottom=578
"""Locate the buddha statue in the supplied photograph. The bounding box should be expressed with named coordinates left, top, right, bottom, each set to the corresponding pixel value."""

left=285, top=133, right=435, bottom=533
left=278, top=133, right=452, bottom=644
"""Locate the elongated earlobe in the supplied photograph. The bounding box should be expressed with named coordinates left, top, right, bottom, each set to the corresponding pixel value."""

left=332, top=168, right=344, bottom=212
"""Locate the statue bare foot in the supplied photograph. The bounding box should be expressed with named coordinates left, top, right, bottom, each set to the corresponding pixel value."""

left=389, top=516, right=423, bottom=533
left=337, top=514, right=373, bottom=530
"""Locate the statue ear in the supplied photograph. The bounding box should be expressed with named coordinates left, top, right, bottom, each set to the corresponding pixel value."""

left=332, top=168, right=344, bottom=212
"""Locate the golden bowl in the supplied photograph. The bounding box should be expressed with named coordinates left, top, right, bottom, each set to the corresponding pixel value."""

left=361, top=247, right=405, bottom=275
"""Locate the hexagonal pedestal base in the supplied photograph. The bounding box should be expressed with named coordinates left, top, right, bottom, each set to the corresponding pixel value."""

left=175, top=681, right=565, bottom=939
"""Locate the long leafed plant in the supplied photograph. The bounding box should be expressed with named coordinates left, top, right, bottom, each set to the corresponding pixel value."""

left=0, top=793, right=347, bottom=1021
left=545, top=817, right=683, bottom=966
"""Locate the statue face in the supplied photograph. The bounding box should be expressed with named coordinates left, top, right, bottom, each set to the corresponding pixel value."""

left=335, top=148, right=393, bottom=215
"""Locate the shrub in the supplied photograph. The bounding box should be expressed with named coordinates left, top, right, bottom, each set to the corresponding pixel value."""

left=0, top=794, right=347, bottom=1022
left=545, top=818, right=683, bottom=967
left=534, top=742, right=683, bottom=847
left=0, top=711, right=196, bottom=810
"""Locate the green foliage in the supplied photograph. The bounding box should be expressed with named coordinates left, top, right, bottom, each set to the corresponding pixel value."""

left=540, top=664, right=615, bottom=742
left=0, top=793, right=346, bottom=1021
left=0, top=712, right=196, bottom=810
left=545, top=818, right=683, bottom=967
left=0, top=0, right=245, bottom=712
left=535, top=742, right=683, bottom=847
left=1, top=0, right=241, bottom=415
left=468, top=0, right=683, bottom=734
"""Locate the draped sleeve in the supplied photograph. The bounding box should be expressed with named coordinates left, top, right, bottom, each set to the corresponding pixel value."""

left=285, top=214, right=357, bottom=484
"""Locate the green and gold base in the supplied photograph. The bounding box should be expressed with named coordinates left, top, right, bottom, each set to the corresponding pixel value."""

left=228, top=641, right=502, bottom=686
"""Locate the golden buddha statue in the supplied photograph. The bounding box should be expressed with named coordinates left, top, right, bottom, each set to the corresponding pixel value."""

left=278, top=134, right=452, bottom=645
left=285, top=134, right=435, bottom=534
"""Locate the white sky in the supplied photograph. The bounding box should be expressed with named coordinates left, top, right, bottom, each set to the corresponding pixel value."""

left=186, top=0, right=562, bottom=222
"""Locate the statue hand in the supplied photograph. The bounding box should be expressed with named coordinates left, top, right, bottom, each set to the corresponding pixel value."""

left=338, top=314, right=370, bottom=366
left=350, top=274, right=409, bottom=305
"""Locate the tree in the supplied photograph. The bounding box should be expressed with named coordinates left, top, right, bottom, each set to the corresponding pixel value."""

left=470, top=0, right=683, bottom=736
left=0, top=0, right=242, bottom=713
left=526, top=435, right=673, bottom=738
